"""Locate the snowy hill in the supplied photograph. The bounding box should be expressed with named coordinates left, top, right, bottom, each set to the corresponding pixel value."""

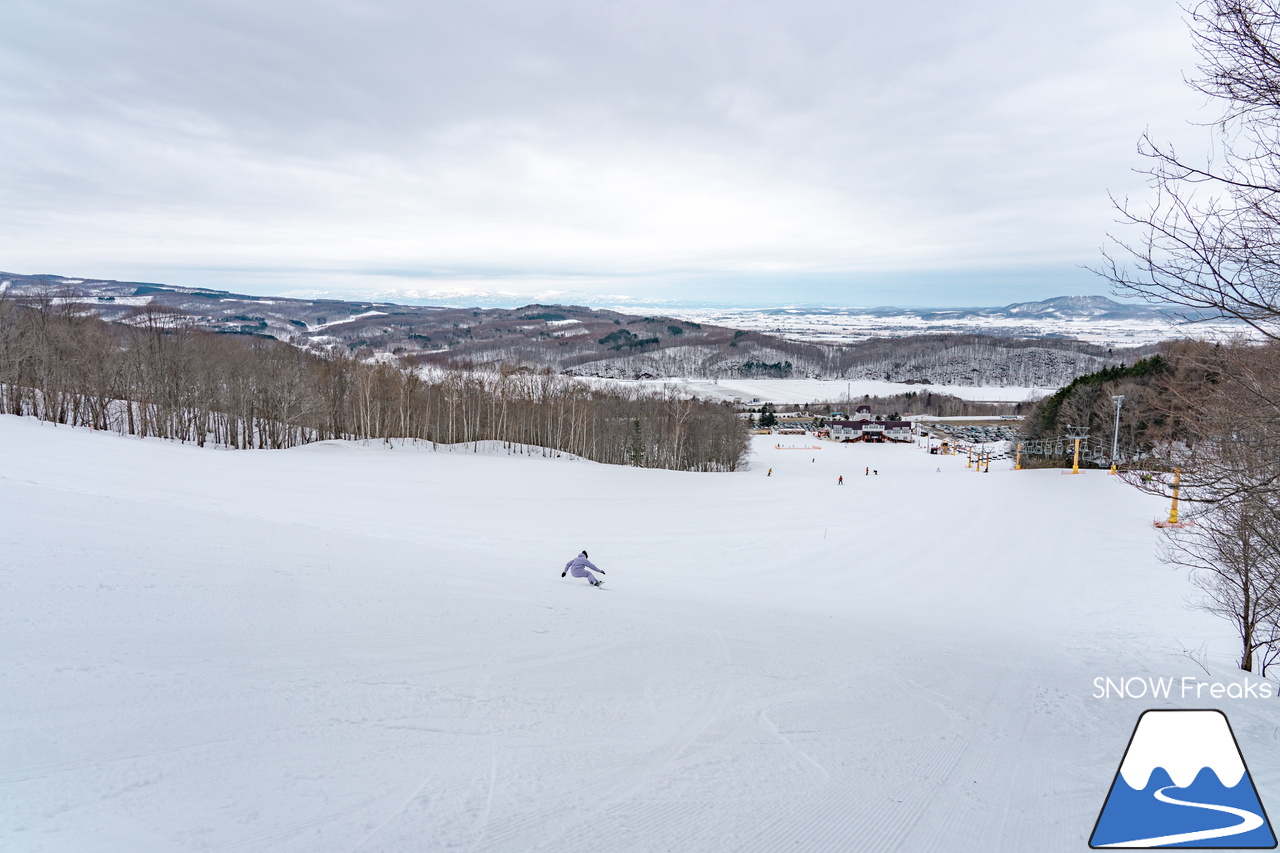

left=992, top=295, right=1165, bottom=320
left=3, top=416, right=1278, bottom=851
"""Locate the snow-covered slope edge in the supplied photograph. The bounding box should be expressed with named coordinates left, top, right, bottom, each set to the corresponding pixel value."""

left=3, top=414, right=1277, bottom=853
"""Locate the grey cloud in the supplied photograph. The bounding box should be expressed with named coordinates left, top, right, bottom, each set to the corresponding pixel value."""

left=0, top=0, right=1209, bottom=302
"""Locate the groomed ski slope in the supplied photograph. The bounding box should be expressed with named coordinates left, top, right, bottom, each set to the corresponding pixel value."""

left=1, top=414, right=1276, bottom=852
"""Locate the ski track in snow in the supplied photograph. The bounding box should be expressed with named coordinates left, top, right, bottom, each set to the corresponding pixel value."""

left=1, top=415, right=1276, bottom=852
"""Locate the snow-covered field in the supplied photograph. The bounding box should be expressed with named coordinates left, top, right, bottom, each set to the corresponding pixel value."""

left=594, top=377, right=1049, bottom=404
left=664, top=307, right=1249, bottom=348
left=3, top=416, right=1276, bottom=852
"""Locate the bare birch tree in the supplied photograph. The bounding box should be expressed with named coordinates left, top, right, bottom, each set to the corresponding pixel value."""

left=1164, top=494, right=1280, bottom=672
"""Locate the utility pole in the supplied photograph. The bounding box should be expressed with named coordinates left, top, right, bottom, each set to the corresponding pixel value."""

left=1153, top=468, right=1187, bottom=527
left=1110, top=395, right=1125, bottom=475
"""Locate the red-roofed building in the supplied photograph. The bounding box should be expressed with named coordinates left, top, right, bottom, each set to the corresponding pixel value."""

left=828, top=414, right=914, bottom=443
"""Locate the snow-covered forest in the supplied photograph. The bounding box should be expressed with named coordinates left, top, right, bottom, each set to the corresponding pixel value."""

left=560, top=333, right=1135, bottom=387
left=0, top=295, right=748, bottom=471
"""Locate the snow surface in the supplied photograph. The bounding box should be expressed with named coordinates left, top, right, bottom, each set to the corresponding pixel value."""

left=307, top=310, right=388, bottom=331
left=53, top=296, right=153, bottom=307
left=2, top=415, right=1279, bottom=852
left=663, top=307, right=1251, bottom=348
left=1118, top=711, right=1246, bottom=790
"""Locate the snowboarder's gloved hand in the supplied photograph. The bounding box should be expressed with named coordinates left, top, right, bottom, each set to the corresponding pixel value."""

left=599, top=570, right=606, bottom=575
left=561, top=572, right=566, bottom=577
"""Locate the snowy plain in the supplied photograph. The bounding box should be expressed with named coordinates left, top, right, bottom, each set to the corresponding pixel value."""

left=661, top=307, right=1250, bottom=348
left=2, top=415, right=1278, bottom=852
left=588, top=377, right=1049, bottom=405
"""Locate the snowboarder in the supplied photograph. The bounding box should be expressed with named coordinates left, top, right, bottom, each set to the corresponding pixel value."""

left=767, top=468, right=772, bottom=477
left=865, top=467, right=869, bottom=476
left=562, top=551, right=605, bottom=587
left=838, top=475, right=843, bottom=485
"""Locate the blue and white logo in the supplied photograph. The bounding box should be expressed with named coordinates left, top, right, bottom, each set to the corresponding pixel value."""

left=1091, top=709, right=1276, bottom=848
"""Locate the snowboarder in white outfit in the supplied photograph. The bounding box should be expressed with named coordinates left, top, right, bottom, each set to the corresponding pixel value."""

left=563, top=551, right=605, bottom=587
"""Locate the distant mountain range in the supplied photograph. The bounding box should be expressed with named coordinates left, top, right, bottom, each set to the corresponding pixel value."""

left=1, top=271, right=1182, bottom=319
left=748, top=294, right=1180, bottom=322
left=923, top=295, right=1173, bottom=321
left=0, top=270, right=1166, bottom=387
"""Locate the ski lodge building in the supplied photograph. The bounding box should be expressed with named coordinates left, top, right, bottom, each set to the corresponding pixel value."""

left=826, top=405, right=914, bottom=443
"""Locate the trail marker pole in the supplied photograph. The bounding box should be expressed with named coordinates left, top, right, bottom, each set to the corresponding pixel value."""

left=1015, top=443, right=1022, bottom=470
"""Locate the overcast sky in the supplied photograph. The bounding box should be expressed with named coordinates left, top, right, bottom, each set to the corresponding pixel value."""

left=0, top=0, right=1211, bottom=306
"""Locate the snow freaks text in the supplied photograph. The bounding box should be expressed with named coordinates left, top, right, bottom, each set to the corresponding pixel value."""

left=1092, top=677, right=1274, bottom=700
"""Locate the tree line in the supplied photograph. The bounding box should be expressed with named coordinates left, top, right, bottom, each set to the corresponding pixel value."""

left=827, top=389, right=1034, bottom=419
left=1124, top=339, right=1280, bottom=673
left=0, top=294, right=749, bottom=472
left=1018, top=349, right=1182, bottom=464
left=1021, top=337, right=1280, bottom=669
left=556, top=333, right=1139, bottom=388
left=1097, top=0, right=1280, bottom=675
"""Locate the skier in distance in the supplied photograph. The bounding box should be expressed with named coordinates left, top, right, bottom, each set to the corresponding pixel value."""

left=562, top=550, right=605, bottom=587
